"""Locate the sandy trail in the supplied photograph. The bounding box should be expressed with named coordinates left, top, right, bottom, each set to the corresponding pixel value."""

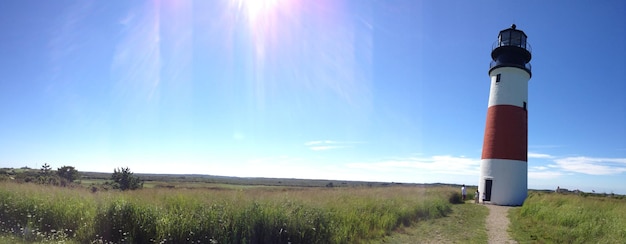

left=484, top=204, right=518, bottom=244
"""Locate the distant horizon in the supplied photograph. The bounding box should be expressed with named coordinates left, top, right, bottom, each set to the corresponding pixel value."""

left=5, top=165, right=621, bottom=195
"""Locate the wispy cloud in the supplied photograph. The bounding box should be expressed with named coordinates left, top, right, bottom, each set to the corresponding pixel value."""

left=528, top=164, right=564, bottom=179
left=347, top=155, right=481, bottom=176
left=529, top=145, right=563, bottom=149
left=111, top=1, right=162, bottom=102
left=47, top=1, right=94, bottom=77
left=46, top=0, right=94, bottom=104
left=345, top=152, right=626, bottom=181
left=305, top=140, right=336, bottom=146
left=528, top=155, right=626, bottom=179
left=310, top=145, right=348, bottom=151
left=528, top=152, right=554, bottom=159
left=553, top=157, right=626, bottom=175
left=305, top=140, right=364, bottom=151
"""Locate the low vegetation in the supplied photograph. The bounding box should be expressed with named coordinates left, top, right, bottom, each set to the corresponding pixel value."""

left=380, top=201, right=488, bottom=243
left=0, top=182, right=456, bottom=243
left=510, top=192, right=626, bottom=243
left=1, top=165, right=144, bottom=193
left=0, top=164, right=81, bottom=187
left=109, top=167, right=143, bottom=191
left=6, top=166, right=624, bottom=243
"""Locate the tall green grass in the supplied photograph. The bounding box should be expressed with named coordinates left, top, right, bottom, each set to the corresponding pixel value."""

left=0, top=182, right=455, bottom=243
left=510, top=192, right=626, bottom=243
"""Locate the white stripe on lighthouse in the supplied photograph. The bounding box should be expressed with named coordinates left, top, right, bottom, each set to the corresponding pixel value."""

left=480, top=159, right=528, bottom=205
left=488, top=67, right=529, bottom=108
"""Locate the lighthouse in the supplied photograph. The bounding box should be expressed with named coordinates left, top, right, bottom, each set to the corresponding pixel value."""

left=479, top=24, right=532, bottom=206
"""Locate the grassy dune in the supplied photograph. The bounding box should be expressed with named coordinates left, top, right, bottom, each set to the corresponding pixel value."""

left=510, top=192, right=626, bottom=243
left=0, top=182, right=456, bottom=243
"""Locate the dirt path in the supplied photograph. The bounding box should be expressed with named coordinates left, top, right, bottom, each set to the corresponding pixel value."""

left=484, top=204, right=517, bottom=244
left=382, top=202, right=516, bottom=243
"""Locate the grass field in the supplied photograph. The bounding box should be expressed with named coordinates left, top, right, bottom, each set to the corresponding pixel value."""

left=509, top=192, right=626, bottom=243
left=0, top=182, right=458, bottom=243
left=4, top=174, right=626, bottom=244
left=379, top=201, right=488, bottom=243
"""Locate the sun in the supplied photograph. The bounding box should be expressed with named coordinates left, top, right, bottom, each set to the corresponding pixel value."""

left=230, top=0, right=293, bottom=61
left=234, top=0, right=281, bottom=23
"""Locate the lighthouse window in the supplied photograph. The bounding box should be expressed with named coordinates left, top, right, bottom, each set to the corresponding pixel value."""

left=495, top=74, right=501, bottom=83
left=511, top=31, right=521, bottom=46
left=523, top=102, right=527, bottom=110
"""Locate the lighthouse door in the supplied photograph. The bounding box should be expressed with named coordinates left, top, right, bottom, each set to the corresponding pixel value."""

left=485, top=179, right=493, bottom=201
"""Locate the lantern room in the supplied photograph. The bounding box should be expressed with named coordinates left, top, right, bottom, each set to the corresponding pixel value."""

left=489, top=24, right=532, bottom=76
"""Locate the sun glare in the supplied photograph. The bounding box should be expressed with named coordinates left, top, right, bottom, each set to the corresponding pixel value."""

left=225, top=0, right=370, bottom=108
left=235, top=0, right=281, bottom=22
left=229, top=0, right=294, bottom=63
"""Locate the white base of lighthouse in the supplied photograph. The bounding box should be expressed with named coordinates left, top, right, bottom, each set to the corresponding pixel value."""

left=479, top=159, right=527, bottom=206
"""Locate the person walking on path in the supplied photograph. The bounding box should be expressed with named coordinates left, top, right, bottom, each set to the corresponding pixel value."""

left=461, top=184, right=467, bottom=201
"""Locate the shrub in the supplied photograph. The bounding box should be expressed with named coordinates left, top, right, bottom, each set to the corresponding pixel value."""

left=57, top=166, right=79, bottom=183
left=111, top=167, right=143, bottom=191
left=448, top=192, right=463, bottom=204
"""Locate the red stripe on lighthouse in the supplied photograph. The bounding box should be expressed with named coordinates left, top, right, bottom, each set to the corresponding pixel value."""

left=481, top=105, right=527, bottom=161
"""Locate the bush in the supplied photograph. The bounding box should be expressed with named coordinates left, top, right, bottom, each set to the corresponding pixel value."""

left=448, top=192, right=463, bottom=204
left=57, top=166, right=79, bottom=183
left=111, top=167, right=143, bottom=191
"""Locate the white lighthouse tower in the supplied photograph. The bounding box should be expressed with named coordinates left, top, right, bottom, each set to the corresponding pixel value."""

left=479, top=24, right=532, bottom=206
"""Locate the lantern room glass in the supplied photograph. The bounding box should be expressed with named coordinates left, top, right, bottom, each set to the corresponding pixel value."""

left=498, top=29, right=527, bottom=49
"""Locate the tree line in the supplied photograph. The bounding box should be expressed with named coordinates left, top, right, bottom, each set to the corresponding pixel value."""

left=0, top=164, right=143, bottom=191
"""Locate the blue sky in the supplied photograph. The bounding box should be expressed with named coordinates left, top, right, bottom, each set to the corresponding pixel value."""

left=1, top=0, right=625, bottom=194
